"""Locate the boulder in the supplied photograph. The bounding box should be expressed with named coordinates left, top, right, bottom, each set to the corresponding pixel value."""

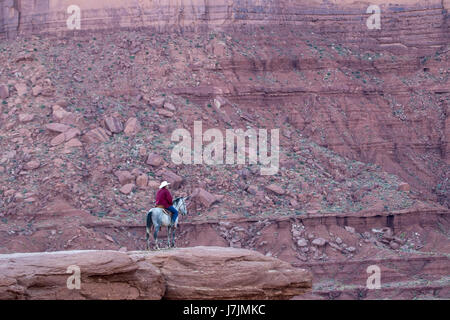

left=290, top=198, right=299, bottom=207
left=24, top=197, right=36, bottom=203
left=381, top=227, right=393, bottom=237
left=18, top=114, right=35, bottom=123
left=51, top=133, right=66, bottom=146
left=159, top=169, right=183, bottom=189
left=148, top=97, right=165, bottom=108
left=104, top=116, right=124, bottom=134
left=124, top=117, right=140, bottom=136
left=389, top=241, right=400, bottom=250
left=131, top=168, right=142, bottom=177
left=312, top=238, right=327, bottom=247
left=114, top=170, right=134, bottom=186
left=158, top=109, right=173, bottom=118
left=32, top=85, right=42, bottom=97
left=344, top=226, right=355, bottom=233
left=148, top=180, right=161, bottom=189
left=265, top=184, right=285, bottom=195
left=163, top=102, right=176, bottom=112
left=83, top=128, right=110, bottom=144
left=65, top=139, right=83, bottom=148
left=246, top=185, right=259, bottom=195
left=213, top=96, right=229, bottom=109
left=191, top=188, right=222, bottom=208
left=52, top=105, right=72, bottom=121
left=64, top=128, right=81, bottom=141
left=55, top=101, right=69, bottom=108
left=393, top=236, right=406, bottom=245
left=136, top=174, right=149, bottom=189
left=2, top=150, right=17, bottom=162
left=212, top=97, right=233, bottom=123
left=138, top=147, right=147, bottom=157
left=212, top=42, right=226, bottom=56
left=46, top=123, right=71, bottom=133
left=146, top=153, right=164, bottom=167
left=120, top=184, right=135, bottom=195
left=155, top=124, right=170, bottom=134
left=0, top=84, right=9, bottom=99
left=15, top=83, right=27, bottom=96
left=24, top=160, right=40, bottom=170
left=41, top=87, right=55, bottom=97
left=398, top=182, right=410, bottom=192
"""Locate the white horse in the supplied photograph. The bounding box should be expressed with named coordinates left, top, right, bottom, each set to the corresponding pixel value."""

left=145, top=197, right=189, bottom=250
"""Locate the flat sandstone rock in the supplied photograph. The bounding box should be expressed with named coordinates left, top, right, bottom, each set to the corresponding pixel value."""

left=0, top=247, right=312, bottom=300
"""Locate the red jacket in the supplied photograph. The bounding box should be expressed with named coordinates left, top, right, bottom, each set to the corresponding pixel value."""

left=156, top=188, right=173, bottom=208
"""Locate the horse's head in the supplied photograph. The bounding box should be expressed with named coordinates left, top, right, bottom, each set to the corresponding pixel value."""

left=174, top=196, right=189, bottom=216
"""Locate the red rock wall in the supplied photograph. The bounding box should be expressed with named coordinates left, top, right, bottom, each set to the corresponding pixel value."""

left=0, top=0, right=448, bottom=53
left=0, top=0, right=447, bottom=202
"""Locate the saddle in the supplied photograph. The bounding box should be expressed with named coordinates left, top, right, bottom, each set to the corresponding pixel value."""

left=157, top=205, right=172, bottom=217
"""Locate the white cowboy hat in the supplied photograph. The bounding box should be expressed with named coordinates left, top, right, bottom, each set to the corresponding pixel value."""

left=159, top=181, right=170, bottom=189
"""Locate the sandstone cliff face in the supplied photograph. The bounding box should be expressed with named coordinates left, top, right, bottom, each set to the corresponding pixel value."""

left=1, top=0, right=448, bottom=53
left=0, top=246, right=312, bottom=300
left=1, top=0, right=447, bottom=206
left=0, top=0, right=448, bottom=300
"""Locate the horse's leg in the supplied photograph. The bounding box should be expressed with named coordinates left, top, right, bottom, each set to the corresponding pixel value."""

left=167, top=226, right=171, bottom=248
left=145, top=210, right=153, bottom=251
left=146, top=228, right=150, bottom=250
left=171, top=226, right=176, bottom=248
left=153, top=224, right=160, bottom=249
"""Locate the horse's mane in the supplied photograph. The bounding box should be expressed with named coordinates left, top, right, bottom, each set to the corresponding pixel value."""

left=173, top=197, right=182, bottom=205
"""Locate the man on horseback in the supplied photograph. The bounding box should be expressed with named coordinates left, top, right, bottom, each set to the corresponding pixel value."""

left=146, top=191, right=189, bottom=250
left=155, top=181, right=178, bottom=227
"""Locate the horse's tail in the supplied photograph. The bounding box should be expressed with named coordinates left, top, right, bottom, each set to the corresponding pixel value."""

left=146, top=210, right=153, bottom=241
